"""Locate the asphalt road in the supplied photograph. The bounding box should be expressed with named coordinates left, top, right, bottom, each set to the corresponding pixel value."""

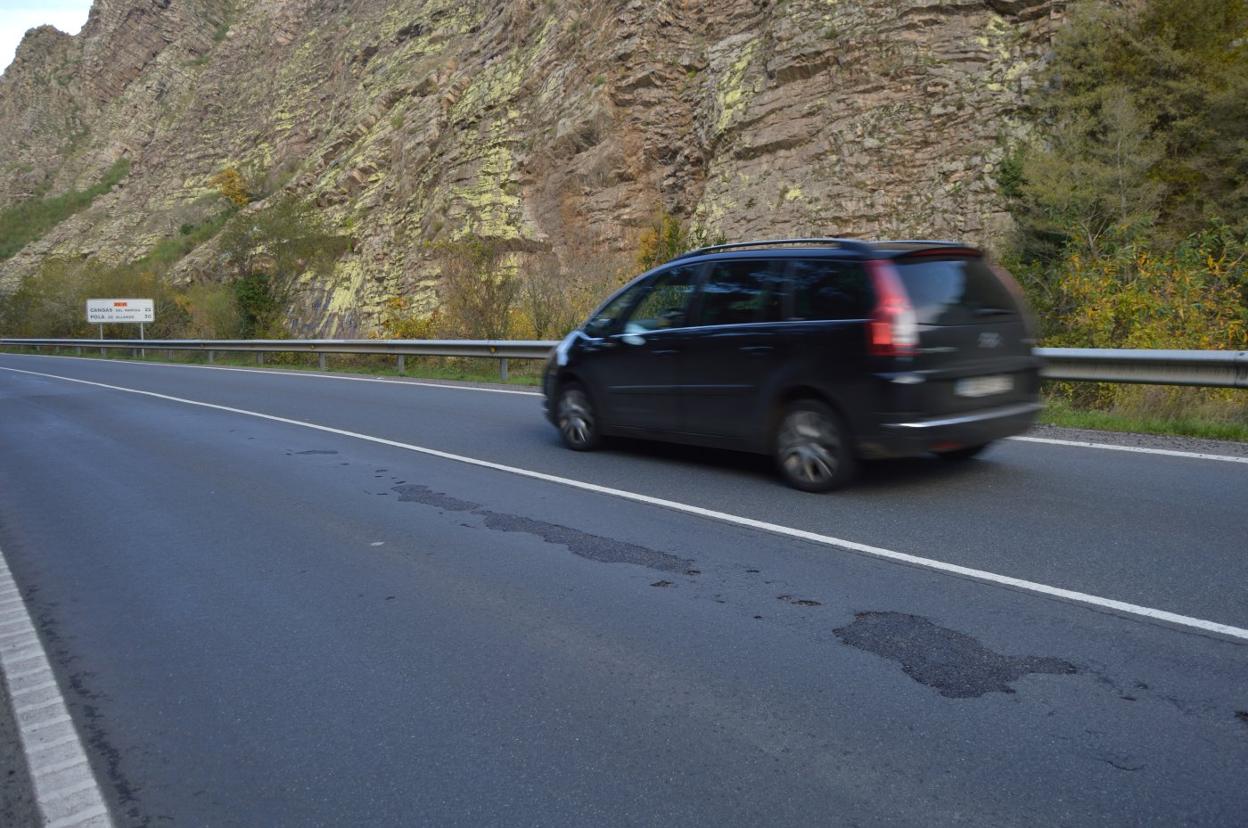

left=0, top=352, right=1245, bottom=826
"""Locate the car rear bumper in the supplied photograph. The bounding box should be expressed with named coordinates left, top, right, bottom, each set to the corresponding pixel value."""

left=864, top=401, right=1042, bottom=457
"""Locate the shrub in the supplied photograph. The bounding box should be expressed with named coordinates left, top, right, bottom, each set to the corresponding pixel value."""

left=431, top=238, right=520, bottom=340
left=209, top=167, right=250, bottom=206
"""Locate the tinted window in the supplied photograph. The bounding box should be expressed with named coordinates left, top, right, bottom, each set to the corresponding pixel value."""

left=697, top=259, right=786, bottom=326
left=894, top=257, right=1018, bottom=325
left=584, top=281, right=647, bottom=337
left=789, top=260, right=872, bottom=321
left=621, top=265, right=700, bottom=334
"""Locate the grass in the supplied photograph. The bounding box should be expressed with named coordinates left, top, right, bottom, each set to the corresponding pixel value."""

left=1038, top=397, right=1248, bottom=443
left=133, top=207, right=237, bottom=270
left=0, top=159, right=130, bottom=261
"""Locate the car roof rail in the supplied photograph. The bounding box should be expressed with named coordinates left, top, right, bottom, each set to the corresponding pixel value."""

left=673, top=237, right=875, bottom=260
left=875, top=239, right=970, bottom=247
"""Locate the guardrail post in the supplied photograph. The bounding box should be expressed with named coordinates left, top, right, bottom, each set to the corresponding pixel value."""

left=76, top=346, right=83, bottom=355
left=207, top=350, right=215, bottom=364
left=257, top=352, right=264, bottom=366
left=166, top=349, right=173, bottom=361
left=318, top=353, right=327, bottom=371
left=397, top=355, right=405, bottom=374
left=499, top=358, right=509, bottom=382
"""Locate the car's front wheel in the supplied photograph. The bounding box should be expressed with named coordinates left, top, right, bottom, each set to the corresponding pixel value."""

left=556, top=383, right=601, bottom=451
left=774, top=400, right=856, bottom=492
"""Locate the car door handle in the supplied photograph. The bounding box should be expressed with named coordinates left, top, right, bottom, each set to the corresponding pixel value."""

left=652, top=349, right=680, bottom=356
left=740, top=345, right=774, bottom=355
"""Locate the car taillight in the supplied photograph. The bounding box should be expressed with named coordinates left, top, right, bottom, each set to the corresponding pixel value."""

left=866, top=259, right=918, bottom=358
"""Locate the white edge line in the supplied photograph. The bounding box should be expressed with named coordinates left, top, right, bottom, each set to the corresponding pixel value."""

left=1008, top=435, right=1248, bottom=465
left=0, top=350, right=543, bottom=396
left=2, top=363, right=1246, bottom=644
left=7, top=351, right=1247, bottom=464
left=0, top=541, right=113, bottom=827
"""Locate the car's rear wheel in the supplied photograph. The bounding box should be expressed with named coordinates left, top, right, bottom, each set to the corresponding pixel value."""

left=774, top=400, right=856, bottom=492
left=935, top=442, right=990, bottom=462
left=556, top=383, right=601, bottom=451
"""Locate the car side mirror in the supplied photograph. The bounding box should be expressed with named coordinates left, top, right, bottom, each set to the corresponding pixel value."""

left=622, top=334, right=646, bottom=346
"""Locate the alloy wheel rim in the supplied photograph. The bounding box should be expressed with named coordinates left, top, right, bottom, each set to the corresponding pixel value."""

left=558, top=390, right=594, bottom=447
left=779, top=410, right=840, bottom=485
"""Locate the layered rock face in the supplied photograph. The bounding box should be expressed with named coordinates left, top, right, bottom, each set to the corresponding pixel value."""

left=0, top=0, right=1058, bottom=334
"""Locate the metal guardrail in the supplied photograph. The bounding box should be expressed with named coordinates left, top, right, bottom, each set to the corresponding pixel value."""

left=1, top=338, right=1247, bottom=388
left=0, top=338, right=553, bottom=380
left=1035, top=347, right=1248, bottom=389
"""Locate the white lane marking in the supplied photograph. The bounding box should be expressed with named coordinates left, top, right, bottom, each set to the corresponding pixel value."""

left=39, top=777, right=101, bottom=800
left=13, top=679, right=60, bottom=697
left=0, top=544, right=113, bottom=827
left=26, top=713, right=73, bottom=733
left=3, top=365, right=1246, bottom=643
left=1008, top=435, right=1248, bottom=464
left=0, top=351, right=544, bottom=396
left=16, top=696, right=65, bottom=715
left=29, top=734, right=85, bottom=756
left=35, top=757, right=89, bottom=778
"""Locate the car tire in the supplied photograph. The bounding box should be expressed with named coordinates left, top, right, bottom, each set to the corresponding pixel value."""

left=935, top=443, right=990, bottom=462
left=774, top=400, right=857, bottom=492
left=556, top=382, right=602, bottom=451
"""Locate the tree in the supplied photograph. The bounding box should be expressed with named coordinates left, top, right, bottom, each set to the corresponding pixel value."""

left=1009, top=0, right=1248, bottom=261
left=216, top=195, right=351, bottom=337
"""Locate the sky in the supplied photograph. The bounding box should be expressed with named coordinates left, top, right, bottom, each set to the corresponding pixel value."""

left=0, top=0, right=93, bottom=74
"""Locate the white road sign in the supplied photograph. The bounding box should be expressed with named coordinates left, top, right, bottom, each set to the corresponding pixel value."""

left=86, top=298, right=155, bottom=323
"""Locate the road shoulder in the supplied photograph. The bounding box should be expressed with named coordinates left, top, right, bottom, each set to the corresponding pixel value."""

left=1025, top=423, right=1248, bottom=459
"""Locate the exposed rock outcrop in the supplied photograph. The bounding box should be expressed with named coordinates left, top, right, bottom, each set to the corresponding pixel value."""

left=0, top=0, right=1060, bottom=334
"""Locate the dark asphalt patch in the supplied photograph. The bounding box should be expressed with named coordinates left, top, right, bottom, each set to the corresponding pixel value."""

left=479, top=511, right=692, bottom=573
left=391, top=485, right=480, bottom=512
left=391, top=484, right=691, bottom=573
left=834, top=611, right=1077, bottom=699
left=1237, top=711, right=1248, bottom=730
left=295, top=450, right=338, bottom=455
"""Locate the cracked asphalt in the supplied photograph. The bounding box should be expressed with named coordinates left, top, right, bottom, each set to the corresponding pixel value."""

left=1, top=353, right=1246, bottom=826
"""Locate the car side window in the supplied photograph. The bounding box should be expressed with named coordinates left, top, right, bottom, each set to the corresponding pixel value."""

left=620, top=265, right=700, bottom=334
left=788, top=259, right=872, bottom=321
left=584, top=282, right=647, bottom=338
left=697, top=259, right=787, bottom=327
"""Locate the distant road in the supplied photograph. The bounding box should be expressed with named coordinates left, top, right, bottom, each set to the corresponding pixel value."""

left=1, top=353, right=1245, bottom=825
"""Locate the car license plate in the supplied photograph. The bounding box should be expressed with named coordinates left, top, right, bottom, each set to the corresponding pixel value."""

left=955, top=374, right=1013, bottom=398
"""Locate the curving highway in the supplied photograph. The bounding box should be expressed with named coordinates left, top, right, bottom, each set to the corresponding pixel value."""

left=1, top=352, right=1245, bottom=826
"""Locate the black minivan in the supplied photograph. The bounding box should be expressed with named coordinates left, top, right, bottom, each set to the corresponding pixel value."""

left=542, top=239, right=1042, bottom=491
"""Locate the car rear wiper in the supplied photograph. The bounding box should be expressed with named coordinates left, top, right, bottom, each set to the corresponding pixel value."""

left=974, top=306, right=1014, bottom=317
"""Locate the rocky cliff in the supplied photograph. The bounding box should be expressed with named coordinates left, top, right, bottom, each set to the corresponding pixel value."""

left=0, top=0, right=1059, bottom=335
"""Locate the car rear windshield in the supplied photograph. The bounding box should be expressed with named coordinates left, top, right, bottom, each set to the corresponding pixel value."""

left=893, top=256, right=1019, bottom=326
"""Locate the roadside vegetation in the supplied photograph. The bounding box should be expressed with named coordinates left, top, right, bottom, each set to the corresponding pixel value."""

left=1002, top=0, right=1248, bottom=436
left=0, top=159, right=130, bottom=261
